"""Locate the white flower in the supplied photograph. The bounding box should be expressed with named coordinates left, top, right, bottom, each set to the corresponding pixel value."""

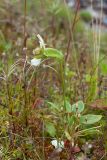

left=88, top=144, right=92, bottom=149
left=2, top=52, right=6, bottom=56
left=85, top=142, right=93, bottom=149
left=51, top=139, right=64, bottom=149
left=37, top=34, right=46, bottom=49
left=31, top=58, right=41, bottom=67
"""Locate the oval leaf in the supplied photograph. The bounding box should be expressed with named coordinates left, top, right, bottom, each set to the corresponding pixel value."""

left=45, top=122, right=56, bottom=137
left=44, top=48, right=63, bottom=59
left=68, top=116, right=75, bottom=125
left=65, top=100, right=72, bottom=113
left=71, top=101, right=84, bottom=113
left=80, top=114, right=102, bottom=124
left=81, top=128, right=101, bottom=136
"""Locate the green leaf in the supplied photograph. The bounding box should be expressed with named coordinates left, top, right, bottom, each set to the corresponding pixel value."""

left=65, top=67, right=76, bottom=78
left=80, top=114, right=102, bottom=124
left=45, top=122, right=56, bottom=137
left=85, top=74, right=91, bottom=82
left=68, top=116, right=75, bottom=125
left=79, top=127, right=102, bottom=136
left=65, top=100, right=72, bottom=113
left=47, top=102, right=60, bottom=111
left=101, top=62, right=107, bottom=75
left=71, top=101, right=84, bottom=113
left=44, top=48, right=63, bottom=59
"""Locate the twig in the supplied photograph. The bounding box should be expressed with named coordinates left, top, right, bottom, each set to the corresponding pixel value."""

left=65, top=0, right=80, bottom=62
left=23, top=0, right=28, bottom=127
left=24, top=0, right=27, bottom=47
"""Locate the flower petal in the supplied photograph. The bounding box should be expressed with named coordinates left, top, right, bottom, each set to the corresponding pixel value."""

left=31, top=58, right=41, bottom=66
left=51, top=139, right=64, bottom=149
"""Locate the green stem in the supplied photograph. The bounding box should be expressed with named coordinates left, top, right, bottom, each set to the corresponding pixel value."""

left=60, top=60, right=66, bottom=109
left=6, top=79, right=15, bottom=147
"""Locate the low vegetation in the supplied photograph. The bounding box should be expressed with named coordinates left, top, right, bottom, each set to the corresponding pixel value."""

left=0, top=0, right=107, bottom=159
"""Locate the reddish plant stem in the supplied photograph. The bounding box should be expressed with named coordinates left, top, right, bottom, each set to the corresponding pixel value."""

left=23, top=0, right=28, bottom=127
left=24, top=0, right=27, bottom=47
left=65, top=0, right=80, bottom=62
